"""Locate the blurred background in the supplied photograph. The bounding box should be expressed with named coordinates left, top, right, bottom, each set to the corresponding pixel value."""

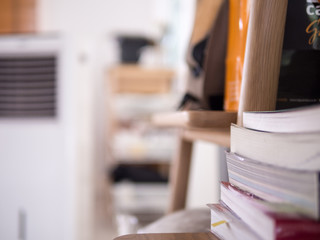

left=0, top=0, right=225, bottom=239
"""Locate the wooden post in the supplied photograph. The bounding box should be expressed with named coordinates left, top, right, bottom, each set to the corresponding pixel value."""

left=237, top=0, right=288, bottom=126
left=167, top=136, right=193, bottom=213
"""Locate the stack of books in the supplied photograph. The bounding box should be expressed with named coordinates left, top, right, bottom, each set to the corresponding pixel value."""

left=208, top=104, right=320, bottom=240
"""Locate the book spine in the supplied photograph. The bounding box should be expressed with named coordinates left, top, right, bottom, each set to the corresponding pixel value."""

left=224, top=0, right=249, bottom=111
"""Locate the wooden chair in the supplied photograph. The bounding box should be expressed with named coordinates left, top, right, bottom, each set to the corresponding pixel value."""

left=114, top=0, right=288, bottom=238
left=157, top=0, right=288, bottom=213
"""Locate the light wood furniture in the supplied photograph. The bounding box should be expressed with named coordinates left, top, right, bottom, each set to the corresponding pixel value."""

left=114, top=232, right=219, bottom=240
left=189, top=0, right=224, bottom=46
left=113, top=0, right=288, bottom=239
left=152, top=111, right=237, bottom=129
left=109, top=65, right=174, bottom=94
left=152, top=111, right=236, bottom=212
left=0, top=0, right=36, bottom=34
left=237, top=0, right=288, bottom=125
left=154, top=111, right=237, bottom=212
left=106, top=64, right=175, bottom=138
left=159, top=0, right=288, bottom=213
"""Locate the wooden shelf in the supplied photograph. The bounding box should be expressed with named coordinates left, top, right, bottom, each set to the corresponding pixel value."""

left=152, top=110, right=237, bottom=129
left=151, top=111, right=235, bottom=147
left=182, top=127, right=230, bottom=148
left=114, top=232, right=219, bottom=240
left=151, top=111, right=234, bottom=212
left=109, top=65, right=175, bottom=94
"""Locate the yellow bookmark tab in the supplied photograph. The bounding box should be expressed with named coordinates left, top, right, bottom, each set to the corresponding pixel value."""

left=211, top=220, right=227, bottom=227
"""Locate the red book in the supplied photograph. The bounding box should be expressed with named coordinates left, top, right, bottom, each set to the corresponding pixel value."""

left=220, top=182, right=320, bottom=240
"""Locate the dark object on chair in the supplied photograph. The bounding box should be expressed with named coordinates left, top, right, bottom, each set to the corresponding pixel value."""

left=117, top=36, right=154, bottom=63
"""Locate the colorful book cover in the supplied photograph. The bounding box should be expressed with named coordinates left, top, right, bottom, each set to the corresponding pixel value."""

left=221, top=182, right=320, bottom=240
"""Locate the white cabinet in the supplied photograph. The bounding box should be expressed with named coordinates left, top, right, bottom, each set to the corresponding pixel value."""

left=0, top=35, right=76, bottom=240
left=0, top=123, right=72, bottom=240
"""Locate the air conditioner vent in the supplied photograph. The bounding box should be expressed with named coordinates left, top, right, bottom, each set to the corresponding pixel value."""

left=0, top=55, right=57, bottom=117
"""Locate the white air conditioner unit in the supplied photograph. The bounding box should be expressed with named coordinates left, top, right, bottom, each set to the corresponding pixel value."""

left=0, top=35, right=78, bottom=240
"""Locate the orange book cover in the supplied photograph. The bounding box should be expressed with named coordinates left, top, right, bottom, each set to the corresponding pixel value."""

left=224, top=0, right=249, bottom=111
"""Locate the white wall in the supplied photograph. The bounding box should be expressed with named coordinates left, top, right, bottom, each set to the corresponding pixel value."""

left=186, top=142, right=229, bottom=209
left=38, top=0, right=165, bottom=36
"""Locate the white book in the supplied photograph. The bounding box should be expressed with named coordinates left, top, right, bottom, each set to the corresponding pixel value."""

left=243, top=104, right=320, bottom=133
left=226, top=152, right=320, bottom=220
left=208, top=203, right=261, bottom=240
left=230, top=124, right=320, bottom=170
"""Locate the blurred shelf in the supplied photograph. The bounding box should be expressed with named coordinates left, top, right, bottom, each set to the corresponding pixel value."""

left=151, top=110, right=237, bottom=128
left=182, top=127, right=230, bottom=148
left=113, top=144, right=175, bottom=165
left=109, top=65, right=175, bottom=94
left=112, top=182, right=169, bottom=223
left=107, top=64, right=177, bottom=227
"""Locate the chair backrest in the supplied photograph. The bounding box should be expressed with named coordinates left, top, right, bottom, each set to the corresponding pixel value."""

left=237, top=0, right=288, bottom=125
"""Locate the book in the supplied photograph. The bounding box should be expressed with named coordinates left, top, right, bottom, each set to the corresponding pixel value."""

left=220, top=182, right=320, bottom=240
left=208, top=203, right=261, bottom=240
left=230, top=124, right=320, bottom=170
left=225, top=151, right=320, bottom=220
left=243, top=104, right=320, bottom=133
left=224, top=0, right=320, bottom=112
left=224, top=0, right=249, bottom=111
left=224, top=1, right=320, bottom=112
left=276, top=0, right=320, bottom=110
